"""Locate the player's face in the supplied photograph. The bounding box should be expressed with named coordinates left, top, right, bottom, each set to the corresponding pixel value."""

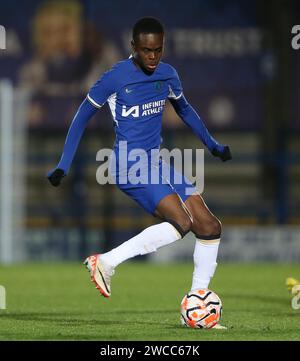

left=131, top=33, right=164, bottom=73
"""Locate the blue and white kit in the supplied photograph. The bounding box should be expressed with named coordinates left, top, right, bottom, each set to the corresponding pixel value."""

left=56, top=58, right=225, bottom=215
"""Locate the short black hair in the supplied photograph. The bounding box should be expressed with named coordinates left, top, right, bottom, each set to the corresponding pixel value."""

left=132, top=17, right=164, bottom=42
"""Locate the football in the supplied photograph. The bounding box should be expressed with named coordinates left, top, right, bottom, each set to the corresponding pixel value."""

left=180, top=289, right=222, bottom=329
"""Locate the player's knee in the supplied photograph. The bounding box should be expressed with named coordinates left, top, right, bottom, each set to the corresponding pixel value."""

left=194, top=216, right=222, bottom=239
left=177, top=216, right=192, bottom=237
left=180, top=215, right=193, bottom=234
left=167, top=215, right=192, bottom=238
left=210, top=217, right=222, bottom=236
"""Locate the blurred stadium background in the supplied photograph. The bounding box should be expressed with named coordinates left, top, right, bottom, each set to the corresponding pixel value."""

left=0, top=0, right=299, bottom=265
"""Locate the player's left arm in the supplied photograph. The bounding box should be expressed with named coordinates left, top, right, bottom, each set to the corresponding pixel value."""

left=169, top=95, right=232, bottom=162
left=167, top=66, right=231, bottom=162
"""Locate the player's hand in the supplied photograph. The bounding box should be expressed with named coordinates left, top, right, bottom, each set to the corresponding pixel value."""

left=211, top=145, right=232, bottom=162
left=47, top=168, right=65, bottom=187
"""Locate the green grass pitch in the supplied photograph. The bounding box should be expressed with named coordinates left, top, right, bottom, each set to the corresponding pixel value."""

left=0, top=262, right=299, bottom=340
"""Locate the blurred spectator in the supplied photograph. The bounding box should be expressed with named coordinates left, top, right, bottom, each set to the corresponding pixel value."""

left=82, top=22, right=123, bottom=92
left=18, top=0, right=122, bottom=128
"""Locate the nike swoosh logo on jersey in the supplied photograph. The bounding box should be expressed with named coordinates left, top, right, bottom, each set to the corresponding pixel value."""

left=125, top=88, right=133, bottom=93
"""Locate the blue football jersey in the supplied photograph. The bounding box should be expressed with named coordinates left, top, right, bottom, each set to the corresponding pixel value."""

left=87, top=58, right=183, bottom=152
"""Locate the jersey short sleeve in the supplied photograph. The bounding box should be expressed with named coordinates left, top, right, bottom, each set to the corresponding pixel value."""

left=167, top=67, right=183, bottom=100
left=87, top=68, right=116, bottom=108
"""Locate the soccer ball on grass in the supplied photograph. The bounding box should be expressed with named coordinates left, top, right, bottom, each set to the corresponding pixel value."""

left=180, top=288, right=222, bottom=329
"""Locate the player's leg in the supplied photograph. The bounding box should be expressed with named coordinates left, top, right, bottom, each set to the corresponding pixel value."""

left=85, top=193, right=192, bottom=297
left=100, top=193, right=192, bottom=268
left=154, top=193, right=193, bottom=235
left=156, top=160, right=221, bottom=291
left=184, top=192, right=222, bottom=291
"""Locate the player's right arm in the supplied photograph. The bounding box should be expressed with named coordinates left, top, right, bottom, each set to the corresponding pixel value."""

left=47, top=99, right=97, bottom=186
left=47, top=67, right=117, bottom=187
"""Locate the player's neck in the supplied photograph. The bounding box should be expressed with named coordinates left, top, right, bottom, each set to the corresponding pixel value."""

left=131, top=57, right=155, bottom=76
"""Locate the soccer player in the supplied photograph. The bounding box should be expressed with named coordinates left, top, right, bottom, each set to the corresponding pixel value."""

left=48, top=18, right=232, bottom=308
